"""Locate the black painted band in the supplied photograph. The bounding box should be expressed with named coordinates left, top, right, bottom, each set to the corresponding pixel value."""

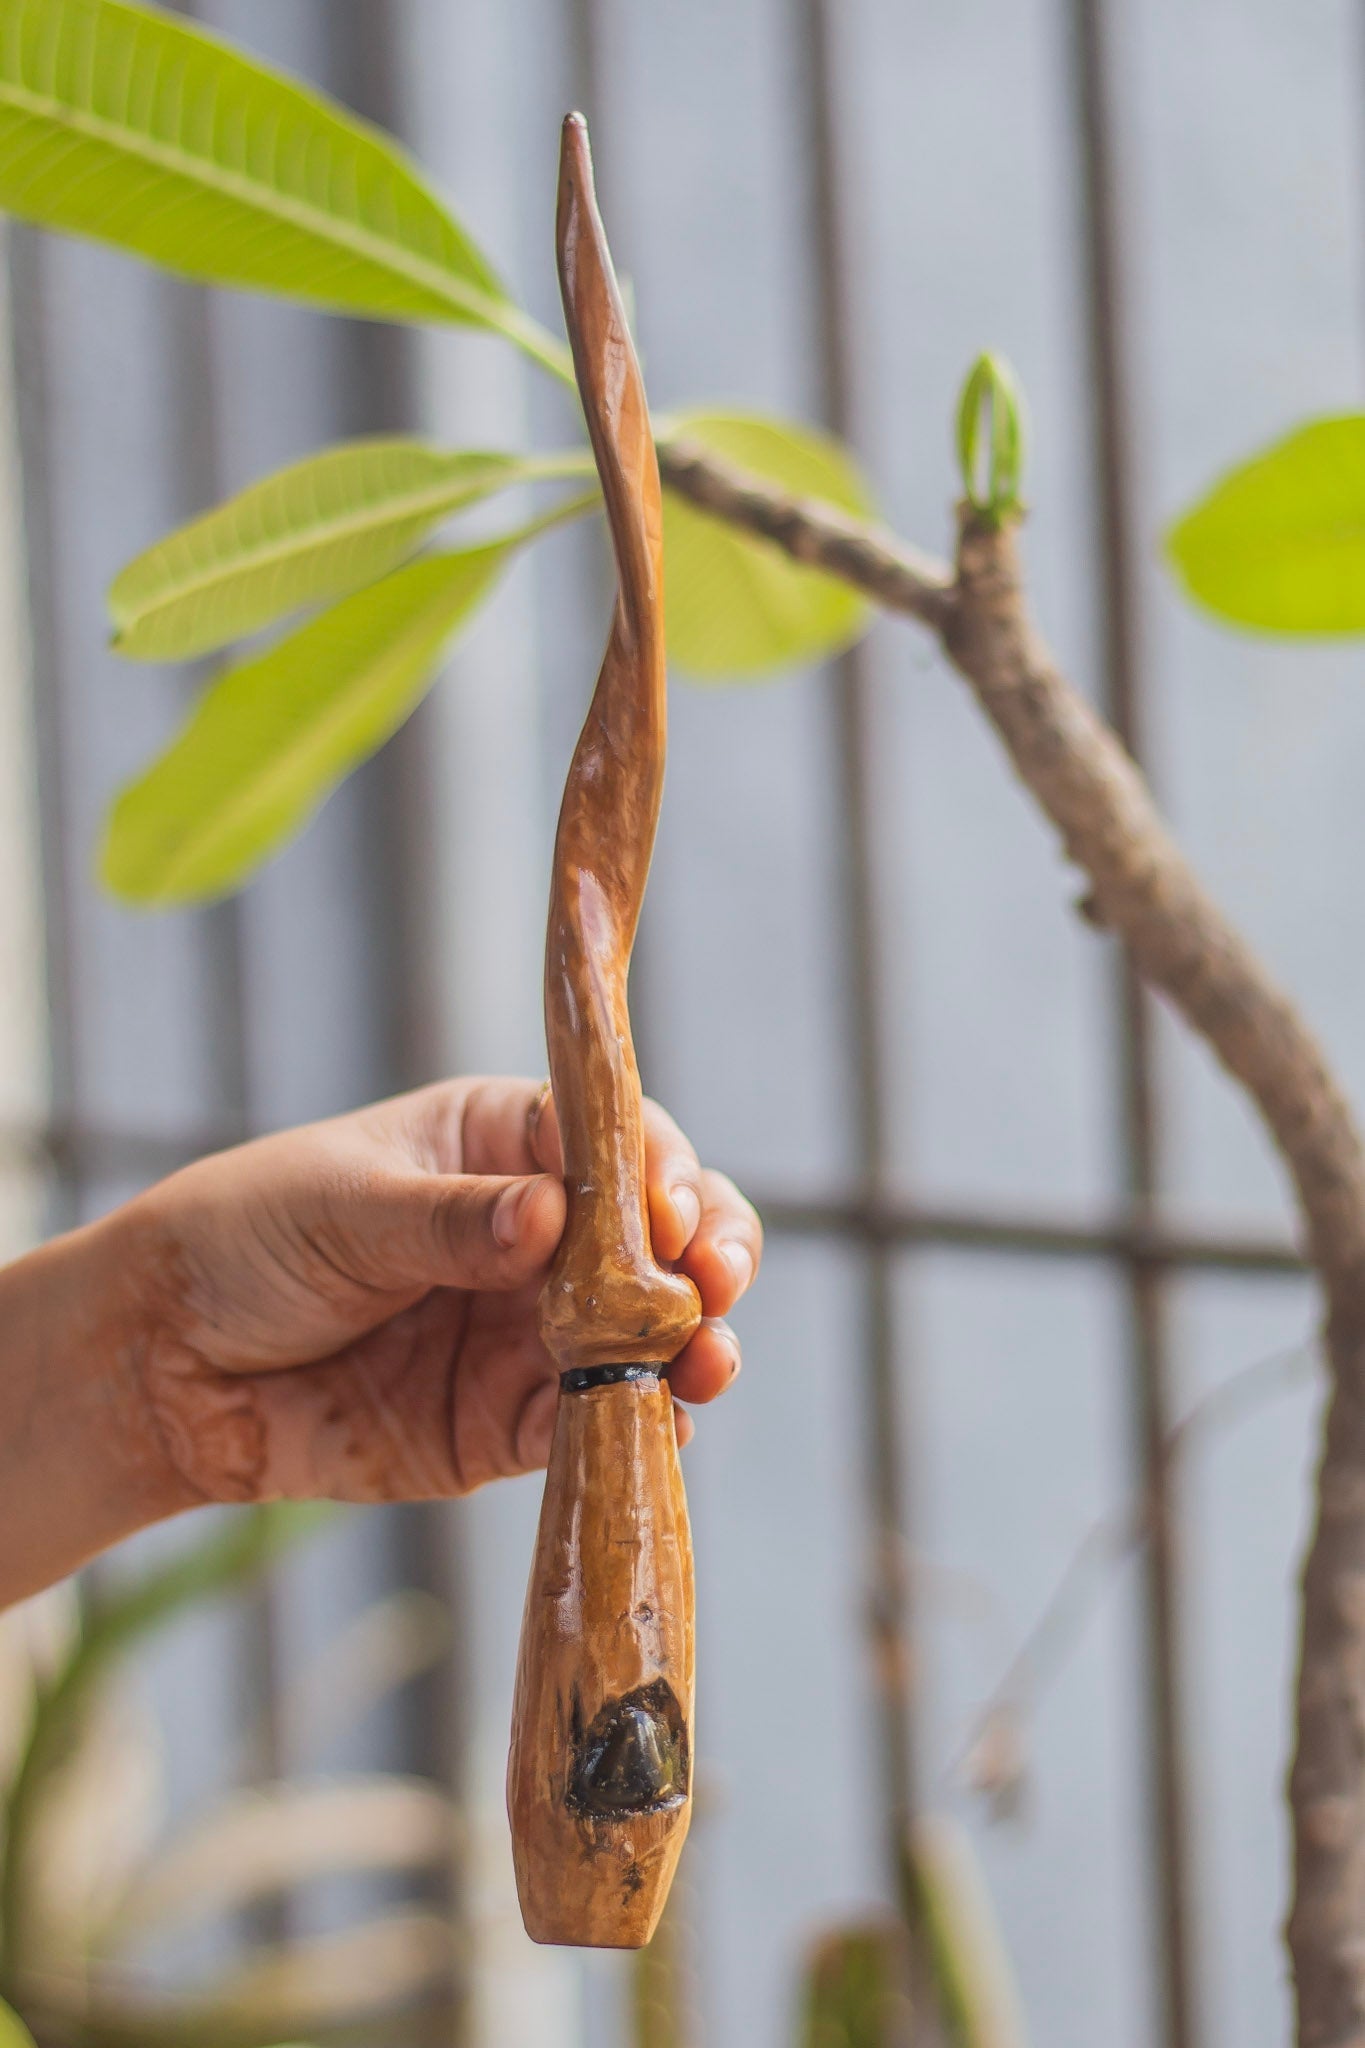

left=559, top=1362, right=664, bottom=1393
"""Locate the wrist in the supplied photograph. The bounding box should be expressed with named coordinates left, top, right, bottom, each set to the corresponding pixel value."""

left=0, top=1208, right=195, bottom=1606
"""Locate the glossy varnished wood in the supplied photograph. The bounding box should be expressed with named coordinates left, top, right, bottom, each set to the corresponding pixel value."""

left=506, top=113, right=702, bottom=1949
left=509, top=1374, right=695, bottom=1946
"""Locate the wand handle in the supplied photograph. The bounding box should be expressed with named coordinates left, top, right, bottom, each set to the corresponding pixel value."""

left=505, top=113, right=701, bottom=1950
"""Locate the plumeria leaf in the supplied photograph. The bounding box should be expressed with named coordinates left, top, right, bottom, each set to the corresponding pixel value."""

left=630, top=1876, right=690, bottom=2048
left=1166, top=416, right=1365, bottom=633
left=109, top=440, right=593, bottom=660
left=0, top=0, right=569, bottom=373
left=0, top=1998, right=35, bottom=2048
left=798, top=1919, right=912, bottom=2048
left=659, top=409, right=873, bottom=679
left=102, top=541, right=511, bottom=905
left=909, top=1817, right=1030, bottom=2048
left=0, top=1506, right=329, bottom=1982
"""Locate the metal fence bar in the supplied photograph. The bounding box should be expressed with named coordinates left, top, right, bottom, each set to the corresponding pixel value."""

left=1067, top=5, right=1198, bottom=2046
left=6, top=226, right=78, bottom=1242
left=0, top=1087, right=1313, bottom=1274
left=799, top=0, right=922, bottom=1912
left=163, top=4, right=290, bottom=1934
left=0, top=1100, right=1306, bottom=1280
left=756, top=1194, right=1306, bottom=1275
left=324, top=12, right=474, bottom=2040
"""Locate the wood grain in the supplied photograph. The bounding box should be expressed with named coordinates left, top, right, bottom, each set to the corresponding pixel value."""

left=508, top=1373, right=695, bottom=1947
left=506, top=112, right=702, bottom=1950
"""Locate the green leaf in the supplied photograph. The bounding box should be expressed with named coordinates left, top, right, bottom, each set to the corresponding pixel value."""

left=908, top=1818, right=1029, bottom=2048
left=77, top=1505, right=333, bottom=1662
left=658, top=409, right=873, bottom=679
left=629, top=1873, right=689, bottom=2048
left=956, top=352, right=1027, bottom=525
left=1166, top=415, right=1365, bottom=634
left=102, top=541, right=509, bottom=905
left=0, top=1505, right=329, bottom=1982
left=22, top=1506, right=330, bottom=1802
left=109, top=440, right=595, bottom=660
left=0, top=1996, right=35, bottom=2048
left=798, top=1920, right=912, bottom=2048
left=0, top=0, right=570, bottom=375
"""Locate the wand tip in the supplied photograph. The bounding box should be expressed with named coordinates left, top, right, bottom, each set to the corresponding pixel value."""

left=558, top=111, right=595, bottom=214
left=557, top=112, right=600, bottom=280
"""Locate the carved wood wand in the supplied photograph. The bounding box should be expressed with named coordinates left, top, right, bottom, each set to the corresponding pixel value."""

left=505, top=113, right=703, bottom=1950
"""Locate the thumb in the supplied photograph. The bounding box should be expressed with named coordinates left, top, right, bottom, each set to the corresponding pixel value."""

left=431, top=1172, right=567, bottom=1289
left=377, top=1170, right=566, bottom=1292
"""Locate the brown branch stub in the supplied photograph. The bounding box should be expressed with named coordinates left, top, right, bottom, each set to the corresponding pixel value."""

left=658, top=434, right=1365, bottom=1302
left=658, top=433, right=1365, bottom=2046
left=656, top=434, right=955, bottom=632
left=1289, top=1360, right=1365, bottom=2048
left=937, top=511, right=1365, bottom=2048
left=943, top=511, right=1365, bottom=1306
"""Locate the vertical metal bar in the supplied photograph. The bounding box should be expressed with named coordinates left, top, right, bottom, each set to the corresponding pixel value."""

left=1067, top=6, right=1197, bottom=2048
left=159, top=287, right=253, bottom=1131
left=5, top=227, right=80, bottom=1241
left=323, top=14, right=473, bottom=2042
left=162, top=19, right=252, bottom=1128
left=156, top=54, right=291, bottom=1936
left=158, top=13, right=303, bottom=1970
left=796, top=0, right=920, bottom=1901
left=327, top=8, right=445, bottom=1096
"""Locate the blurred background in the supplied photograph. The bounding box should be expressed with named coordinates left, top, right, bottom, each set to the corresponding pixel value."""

left=1, top=1, right=1362, bottom=2045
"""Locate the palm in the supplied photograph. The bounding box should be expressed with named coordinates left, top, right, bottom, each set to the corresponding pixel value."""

left=127, top=1078, right=759, bottom=1510
left=144, top=1283, right=549, bottom=1506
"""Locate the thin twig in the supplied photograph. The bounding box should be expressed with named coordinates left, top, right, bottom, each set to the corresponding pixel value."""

left=657, top=436, right=955, bottom=630
left=954, top=1336, right=1320, bottom=1803
left=661, top=441, right=1365, bottom=1287
left=658, top=436, right=1365, bottom=2046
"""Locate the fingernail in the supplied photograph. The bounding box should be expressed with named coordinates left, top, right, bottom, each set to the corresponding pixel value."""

left=671, top=1184, right=701, bottom=1242
left=493, top=1178, right=533, bottom=1248
left=720, top=1241, right=753, bottom=1291
left=703, top=1318, right=749, bottom=1384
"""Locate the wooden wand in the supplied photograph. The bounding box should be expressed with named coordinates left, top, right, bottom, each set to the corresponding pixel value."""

left=505, top=114, right=703, bottom=1949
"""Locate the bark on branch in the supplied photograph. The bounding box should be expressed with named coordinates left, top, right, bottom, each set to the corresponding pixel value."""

left=658, top=433, right=1365, bottom=2048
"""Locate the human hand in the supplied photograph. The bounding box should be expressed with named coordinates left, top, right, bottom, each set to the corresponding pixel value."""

left=0, top=1078, right=761, bottom=1606
left=116, top=1076, right=761, bottom=1509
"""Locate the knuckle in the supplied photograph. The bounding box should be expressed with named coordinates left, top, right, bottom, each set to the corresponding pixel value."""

left=643, top=1095, right=690, bottom=1146
left=434, top=1177, right=493, bottom=1251
left=705, top=1169, right=763, bottom=1238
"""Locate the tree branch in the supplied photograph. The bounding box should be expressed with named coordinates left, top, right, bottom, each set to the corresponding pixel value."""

left=658, top=434, right=1365, bottom=2047
left=657, top=437, right=955, bottom=631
